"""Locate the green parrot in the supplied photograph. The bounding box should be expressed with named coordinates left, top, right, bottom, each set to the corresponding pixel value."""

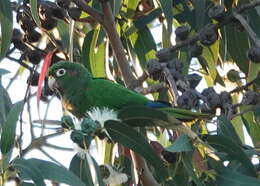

left=47, top=61, right=217, bottom=157
left=48, top=61, right=171, bottom=118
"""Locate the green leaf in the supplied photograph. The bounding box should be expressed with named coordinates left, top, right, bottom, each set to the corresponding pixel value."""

left=242, top=106, right=260, bottom=146
left=182, top=152, right=204, bottom=186
left=81, top=27, right=106, bottom=77
left=166, top=135, right=193, bottom=152
left=194, top=0, right=206, bottom=30
left=69, top=154, right=95, bottom=186
left=0, top=0, right=13, bottom=61
left=0, top=84, right=12, bottom=126
left=127, top=0, right=139, bottom=17
left=56, top=21, right=70, bottom=50
left=159, top=0, right=173, bottom=33
left=13, top=159, right=46, bottom=186
left=125, top=8, right=162, bottom=37
left=118, top=105, right=181, bottom=127
left=27, top=158, right=85, bottom=186
left=104, top=120, right=169, bottom=182
left=0, top=68, right=10, bottom=76
left=128, top=26, right=157, bottom=68
left=215, top=166, right=260, bottom=186
left=217, top=116, right=242, bottom=145
left=202, top=41, right=219, bottom=86
left=29, top=0, right=41, bottom=27
left=0, top=101, right=23, bottom=154
left=221, top=25, right=249, bottom=74
left=206, top=135, right=257, bottom=177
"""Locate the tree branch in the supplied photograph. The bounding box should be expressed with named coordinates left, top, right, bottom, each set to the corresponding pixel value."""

left=100, top=1, right=137, bottom=87
left=72, top=0, right=104, bottom=23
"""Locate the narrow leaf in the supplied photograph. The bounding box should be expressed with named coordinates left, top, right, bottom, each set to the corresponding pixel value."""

left=206, top=135, right=257, bottom=177
left=69, top=155, right=95, bottom=186
left=0, top=84, right=12, bottom=126
left=217, top=116, right=242, bottom=145
left=29, top=0, right=41, bottom=27
left=105, top=120, right=168, bottom=182
left=159, top=0, right=173, bottom=33
left=0, top=0, right=13, bottom=61
left=27, top=158, right=85, bottom=186
left=166, top=135, right=193, bottom=152
left=0, top=101, right=23, bottom=154
left=215, top=166, right=260, bottom=186
left=13, top=159, right=45, bottom=186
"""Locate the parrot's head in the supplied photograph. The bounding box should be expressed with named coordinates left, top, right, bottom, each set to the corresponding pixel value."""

left=48, top=61, right=92, bottom=94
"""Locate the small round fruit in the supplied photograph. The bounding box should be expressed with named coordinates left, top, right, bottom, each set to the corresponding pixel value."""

left=199, top=24, right=218, bottom=46
left=57, top=0, right=71, bottom=9
left=247, top=46, right=260, bottom=63
left=23, top=30, right=41, bottom=43
left=26, top=50, right=42, bottom=65
left=175, top=25, right=190, bottom=41
left=189, top=43, right=203, bottom=57
left=208, top=5, right=226, bottom=21
left=146, top=59, right=163, bottom=81
left=68, top=7, right=82, bottom=20
left=227, top=69, right=240, bottom=82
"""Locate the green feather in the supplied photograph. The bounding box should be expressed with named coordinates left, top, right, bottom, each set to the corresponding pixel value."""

left=48, top=61, right=148, bottom=118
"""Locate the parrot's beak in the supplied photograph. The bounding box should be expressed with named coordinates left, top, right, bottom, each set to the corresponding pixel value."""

left=48, top=76, right=57, bottom=91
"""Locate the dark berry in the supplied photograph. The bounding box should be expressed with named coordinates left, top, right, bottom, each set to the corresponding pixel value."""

left=189, top=43, right=203, bottom=57
left=51, top=7, right=67, bottom=20
left=12, top=39, right=27, bottom=51
left=227, top=69, right=240, bottom=82
left=220, top=91, right=232, bottom=105
left=146, top=59, right=163, bottom=81
left=20, top=17, right=36, bottom=33
left=241, top=91, right=260, bottom=105
left=202, top=87, right=221, bottom=109
left=161, top=150, right=177, bottom=163
left=41, top=18, right=58, bottom=30
left=68, top=8, right=82, bottom=20
left=27, top=72, right=40, bottom=86
left=200, top=104, right=216, bottom=114
left=247, top=46, right=260, bottom=64
left=167, top=59, right=183, bottom=73
left=57, top=0, right=71, bottom=9
left=156, top=48, right=173, bottom=62
left=26, top=50, right=42, bottom=65
left=208, top=5, right=226, bottom=21
left=177, top=90, right=198, bottom=110
left=169, top=69, right=183, bottom=81
left=61, top=115, right=75, bottom=129
left=12, top=29, right=23, bottom=41
left=23, top=30, right=41, bottom=43
left=185, top=73, right=202, bottom=89
left=175, top=26, right=190, bottom=41
left=199, top=24, right=218, bottom=46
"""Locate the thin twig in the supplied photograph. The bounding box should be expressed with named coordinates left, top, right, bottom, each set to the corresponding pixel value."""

left=72, top=0, right=104, bottom=23
left=161, top=64, right=179, bottom=105
left=233, top=12, right=260, bottom=47
left=230, top=76, right=259, bottom=94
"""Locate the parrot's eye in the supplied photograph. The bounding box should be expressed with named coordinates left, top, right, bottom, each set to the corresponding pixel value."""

left=56, top=68, right=66, bottom=77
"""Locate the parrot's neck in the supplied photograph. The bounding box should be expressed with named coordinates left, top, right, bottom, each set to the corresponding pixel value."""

left=59, top=79, right=90, bottom=118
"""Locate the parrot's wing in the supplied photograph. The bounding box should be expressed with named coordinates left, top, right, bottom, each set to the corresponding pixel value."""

left=86, top=78, right=149, bottom=110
